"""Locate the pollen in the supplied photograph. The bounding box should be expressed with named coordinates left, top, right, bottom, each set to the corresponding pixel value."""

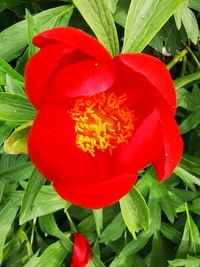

left=69, top=92, right=135, bottom=157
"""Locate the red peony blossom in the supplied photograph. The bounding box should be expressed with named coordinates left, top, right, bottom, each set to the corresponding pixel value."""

left=71, top=233, right=91, bottom=267
left=25, top=27, right=183, bottom=209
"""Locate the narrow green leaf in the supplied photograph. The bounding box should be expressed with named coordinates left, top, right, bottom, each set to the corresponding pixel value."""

left=161, top=222, right=182, bottom=245
left=87, top=252, right=106, bottom=267
left=0, top=121, right=13, bottom=146
left=100, top=213, right=125, bottom=244
left=0, top=93, right=36, bottom=123
left=0, top=5, right=74, bottom=62
left=174, top=6, right=199, bottom=44
left=169, top=257, right=200, bottom=267
left=179, top=110, right=200, bottom=135
left=73, top=0, right=119, bottom=56
left=120, top=187, right=149, bottom=239
left=0, top=57, right=24, bottom=82
left=4, top=121, right=32, bottom=154
left=20, top=168, right=45, bottom=225
left=122, top=0, right=186, bottom=53
left=110, top=231, right=151, bottom=267
left=174, top=71, right=200, bottom=89
left=174, top=165, right=200, bottom=188
left=150, top=231, right=167, bottom=267
left=20, top=184, right=69, bottom=224
left=25, top=241, right=67, bottom=267
left=0, top=201, right=19, bottom=264
left=93, top=209, right=103, bottom=236
left=4, top=75, right=25, bottom=96
left=26, top=9, right=39, bottom=58
left=188, top=0, right=200, bottom=11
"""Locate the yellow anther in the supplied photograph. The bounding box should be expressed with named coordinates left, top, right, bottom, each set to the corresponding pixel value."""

left=69, top=92, right=135, bottom=157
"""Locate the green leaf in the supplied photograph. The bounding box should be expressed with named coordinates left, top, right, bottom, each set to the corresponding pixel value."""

left=174, top=165, right=200, bottom=188
left=26, top=9, right=39, bottom=58
left=169, top=256, right=200, bottom=267
left=19, top=168, right=45, bottom=225
left=174, top=6, right=199, bottom=44
left=120, top=187, right=149, bottom=239
left=0, top=57, right=24, bottom=82
left=19, top=184, right=69, bottom=224
left=179, top=110, right=200, bottom=135
left=93, top=209, right=103, bottom=236
left=73, top=0, right=119, bottom=56
left=39, top=214, right=72, bottom=250
left=0, top=201, right=19, bottom=264
left=188, top=0, right=200, bottom=12
left=4, top=121, right=32, bottom=154
left=24, top=241, right=67, bottom=267
left=0, top=5, right=74, bottom=62
left=0, top=121, right=13, bottom=146
left=100, top=213, right=125, bottom=244
left=174, top=71, right=200, bottom=89
left=86, top=252, right=106, bottom=267
left=161, top=222, right=182, bottom=245
left=0, top=154, right=33, bottom=182
left=0, top=0, right=27, bottom=12
left=0, top=93, right=36, bottom=123
left=122, top=0, right=186, bottom=53
left=4, top=75, right=25, bottom=96
left=150, top=231, right=167, bottom=267
left=109, top=231, right=151, bottom=267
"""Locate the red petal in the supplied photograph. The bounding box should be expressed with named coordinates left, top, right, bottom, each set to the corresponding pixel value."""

left=118, top=109, right=163, bottom=173
left=114, top=54, right=176, bottom=115
left=53, top=172, right=137, bottom=209
left=71, top=233, right=91, bottom=267
left=153, top=108, right=183, bottom=181
left=47, top=59, right=114, bottom=101
left=28, top=104, right=95, bottom=186
left=25, top=42, right=75, bottom=109
left=33, top=27, right=113, bottom=68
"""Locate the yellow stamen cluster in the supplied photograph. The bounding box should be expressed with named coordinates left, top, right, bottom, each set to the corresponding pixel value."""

left=69, top=92, right=135, bottom=157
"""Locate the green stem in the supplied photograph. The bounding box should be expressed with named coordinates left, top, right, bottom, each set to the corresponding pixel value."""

left=167, top=49, right=188, bottom=70
left=181, top=41, right=200, bottom=69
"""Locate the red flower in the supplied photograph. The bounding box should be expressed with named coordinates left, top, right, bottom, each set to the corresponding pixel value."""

left=71, top=233, right=91, bottom=267
left=25, top=27, right=183, bottom=209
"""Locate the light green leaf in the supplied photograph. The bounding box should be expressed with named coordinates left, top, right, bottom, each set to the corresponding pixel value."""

left=174, top=6, right=199, bottom=44
left=26, top=9, right=39, bottom=58
left=73, top=0, right=119, bottom=56
left=86, top=253, right=106, bottom=267
left=0, top=57, right=24, bottom=82
left=4, top=121, right=32, bottom=154
left=120, top=187, right=149, bottom=239
left=0, top=201, right=19, bottom=264
left=4, top=75, right=25, bottom=96
left=174, top=165, right=200, bottom=188
left=0, top=93, right=36, bottom=123
left=122, top=0, right=186, bottom=53
left=93, top=209, right=103, bottom=236
left=0, top=5, right=74, bottom=62
left=24, top=241, right=67, bottom=267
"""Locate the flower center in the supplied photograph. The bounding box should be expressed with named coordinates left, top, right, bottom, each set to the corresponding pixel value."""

left=69, top=92, right=135, bottom=157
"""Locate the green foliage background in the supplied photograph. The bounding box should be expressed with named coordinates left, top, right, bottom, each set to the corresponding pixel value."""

left=0, top=0, right=199, bottom=266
